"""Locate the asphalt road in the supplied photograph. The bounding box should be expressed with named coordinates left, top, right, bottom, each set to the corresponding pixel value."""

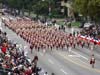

left=1, top=17, right=100, bottom=75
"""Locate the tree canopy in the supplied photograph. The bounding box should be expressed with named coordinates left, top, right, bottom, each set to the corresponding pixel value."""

left=73, top=0, right=100, bottom=21
left=0, top=0, right=62, bottom=17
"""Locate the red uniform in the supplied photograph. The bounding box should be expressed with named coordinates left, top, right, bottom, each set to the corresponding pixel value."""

left=1, top=46, right=7, bottom=54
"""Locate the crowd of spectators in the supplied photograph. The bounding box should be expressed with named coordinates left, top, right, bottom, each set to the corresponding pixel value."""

left=1, top=15, right=99, bottom=75
left=81, top=24, right=100, bottom=40
left=0, top=25, right=43, bottom=75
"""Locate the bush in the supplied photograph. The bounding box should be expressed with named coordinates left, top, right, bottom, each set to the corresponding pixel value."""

left=50, top=9, right=65, bottom=18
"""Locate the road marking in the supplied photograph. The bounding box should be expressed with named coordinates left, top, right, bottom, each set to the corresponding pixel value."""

left=19, top=44, right=23, bottom=48
left=60, top=69, right=68, bottom=75
left=79, top=54, right=88, bottom=60
left=83, top=47, right=100, bottom=59
left=24, top=45, right=27, bottom=49
left=48, top=59, right=54, bottom=64
left=68, top=54, right=88, bottom=66
left=68, top=54, right=80, bottom=57
left=68, top=47, right=88, bottom=60
left=39, top=52, right=44, bottom=56
left=58, top=52, right=100, bottom=73
left=78, top=58, right=88, bottom=65
left=71, top=50, right=88, bottom=60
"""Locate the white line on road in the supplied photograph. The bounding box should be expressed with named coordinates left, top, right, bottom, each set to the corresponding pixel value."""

left=79, top=55, right=88, bottom=60
left=39, top=52, right=44, bottom=56
left=68, top=54, right=80, bottom=57
left=24, top=45, right=27, bottom=49
left=48, top=59, right=54, bottom=64
left=71, top=50, right=88, bottom=60
left=60, top=69, right=68, bottom=75
left=78, top=59, right=89, bottom=65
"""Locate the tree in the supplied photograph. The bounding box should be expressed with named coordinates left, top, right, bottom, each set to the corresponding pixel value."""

left=33, top=0, right=48, bottom=15
left=32, top=0, right=55, bottom=16
left=25, top=0, right=33, bottom=16
left=73, top=0, right=100, bottom=22
left=87, top=0, right=100, bottom=21
left=73, top=0, right=89, bottom=17
left=6, top=0, right=30, bottom=16
left=1, top=0, right=63, bottom=17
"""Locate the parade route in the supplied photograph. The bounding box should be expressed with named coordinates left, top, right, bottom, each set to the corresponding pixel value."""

left=1, top=16, right=100, bottom=75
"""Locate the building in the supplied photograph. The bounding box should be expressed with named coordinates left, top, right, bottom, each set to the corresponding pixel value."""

left=61, top=0, right=74, bottom=17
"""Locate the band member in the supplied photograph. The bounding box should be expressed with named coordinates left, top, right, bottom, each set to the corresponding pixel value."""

left=30, top=44, right=33, bottom=53
left=90, top=54, right=95, bottom=68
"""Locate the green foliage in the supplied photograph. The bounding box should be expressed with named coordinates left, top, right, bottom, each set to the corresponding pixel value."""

left=73, top=0, right=100, bottom=21
left=7, top=0, right=16, bottom=8
left=32, top=0, right=54, bottom=15
left=33, top=0, right=48, bottom=15
left=2, top=0, right=63, bottom=17
left=73, top=0, right=89, bottom=17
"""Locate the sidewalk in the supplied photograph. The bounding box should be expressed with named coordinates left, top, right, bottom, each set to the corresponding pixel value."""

left=65, top=27, right=82, bottom=33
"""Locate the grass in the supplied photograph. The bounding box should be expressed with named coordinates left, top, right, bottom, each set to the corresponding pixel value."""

left=24, top=12, right=41, bottom=17
left=56, top=21, right=64, bottom=25
left=71, top=21, right=81, bottom=27
left=56, top=21, right=81, bottom=27
left=24, top=12, right=81, bottom=28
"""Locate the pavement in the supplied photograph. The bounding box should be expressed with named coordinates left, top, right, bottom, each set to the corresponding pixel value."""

left=65, top=27, right=81, bottom=33
left=1, top=17, right=100, bottom=75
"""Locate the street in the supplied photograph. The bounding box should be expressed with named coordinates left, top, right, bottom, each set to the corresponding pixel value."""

left=1, top=18, right=100, bottom=75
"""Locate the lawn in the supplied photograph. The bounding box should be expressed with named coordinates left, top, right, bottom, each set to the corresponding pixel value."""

left=56, top=21, right=64, bottom=25
left=71, top=21, right=81, bottom=27
left=56, top=21, right=81, bottom=28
